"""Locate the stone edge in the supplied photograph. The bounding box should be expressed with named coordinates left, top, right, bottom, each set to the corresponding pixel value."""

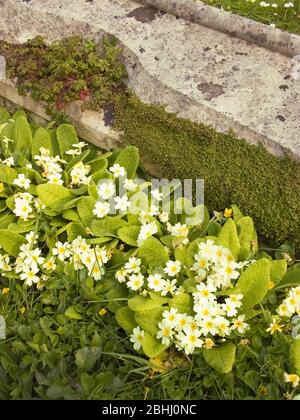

left=0, top=80, right=121, bottom=151
left=137, top=0, right=300, bottom=57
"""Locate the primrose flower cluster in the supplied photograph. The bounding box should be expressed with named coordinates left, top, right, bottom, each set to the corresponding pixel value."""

left=116, top=256, right=182, bottom=295
left=93, top=163, right=167, bottom=223
left=34, top=144, right=90, bottom=187
left=129, top=240, right=252, bottom=355
left=0, top=232, right=111, bottom=288
left=13, top=192, right=44, bottom=221
left=277, top=286, right=300, bottom=318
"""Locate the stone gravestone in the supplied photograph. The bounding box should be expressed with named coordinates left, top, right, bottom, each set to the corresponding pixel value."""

left=0, top=56, right=6, bottom=80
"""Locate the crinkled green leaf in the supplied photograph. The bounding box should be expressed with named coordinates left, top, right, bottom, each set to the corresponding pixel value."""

left=290, top=339, right=300, bottom=376
left=142, top=332, right=167, bottom=358
left=62, top=209, right=80, bottom=221
left=280, top=267, right=300, bottom=287
left=65, top=306, right=83, bottom=320
left=32, top=127, right=52, bottom=157
left=236, top=216, right=258, bottom=260
left=90, top=217, right=128, bottom=236
left=0, top=163, right=18, bottom=185
left=232, top=204, right=244, bottom=222
left=218, top=218, right=240, bottom=260
left=169, top=293, right=193, bottom=316
left=116, top=306, right=137, bottom=334
left=128, top=295, right=163, bottom=312
left=36, top=184, right=76, bottom=211
left=56, top=124, right=78, bottom=160
left=134, top=307, right=164, bottom=336
left=203, top=342, right=236, bottom=374
left=115, top=146, right=139, bottom=178
left=118, top=226, right=140, bottom=246
left=66, top=221, right=86, bottom=241
left=0, top=229, right=26, bottom=257
left=13, top=115, right=32, bottom=159
left=77, top=196, right=96, bottom=226
left=138, top=236, right=168, bottom=269
left=235, top=258, right=271, bottom=309
left=270, top=259, right=287, bottom=286
left=75, top=347, right=101, bottom=371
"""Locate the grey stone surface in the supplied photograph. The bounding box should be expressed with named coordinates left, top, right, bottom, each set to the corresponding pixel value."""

left=0, top=55, right=5, bottom=80
left=138, top=0, right=300, bottom=57
left=0, top=0, right=299, bottom=158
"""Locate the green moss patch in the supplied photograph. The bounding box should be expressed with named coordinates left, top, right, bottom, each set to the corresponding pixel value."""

left=116, top=96, right=300, bottom=248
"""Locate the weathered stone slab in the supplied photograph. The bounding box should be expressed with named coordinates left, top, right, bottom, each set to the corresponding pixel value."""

left=138, top=0, right=300, bottom=57
left=0, top=0, right=299, bottom=158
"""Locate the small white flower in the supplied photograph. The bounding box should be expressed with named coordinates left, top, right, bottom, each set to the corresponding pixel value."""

left=176, top=313, right=191, bottom=331
left=20, top=265, right=40, bottom=286
left=114, top=195, right=131, bottom=212
left=148, top=273, right=166, bottom=292
left=2, top=156, right=14, bottom=167
left=215, top=316, right=231, bottom=336
left=52, top=241, right=71, bottom=261
left=159, top=212, right=169, bottom=223
left=115, top=269, right=128, bottom=283
left=151, top=189, right=163, bottom=201
left=127, top=273, right=144, bottom=291
left=25, top=231, right=37, bottom=245
left=227, top=294, right=243, bottom=308
left=65, top=149, right=80, bottom=156
left=124, top=178, right=137, bottom=191
left=231, top=315, right=249, bottom=334
left=156, top=320, right=174, bottom=346
left=284, top=373, right=299, bottom=388
left=164, top=260, right=181, bottom=277
left=198, top=317, right=218, bottom=337
left=13, top=197, right=33, bottom=221
left=109, top=163, right=126, bottom=178
left=162, top=308, right=178, bottom=328
left=97, top=181, right=116, bottom=200
left=177, top=328, right=203, bottom=355
left=13, top=174, right=31, bottom=190
left=72, top=141, right=87, bottom=150
left=124, top=257, right=141, bottom=273
left=47, top=172, right=63, bottom=185
left=70, top=162, right=91, bottom=186
left=130, top=326, right=145, bottom=351
left=43, top=257, right=57, bottom=271
left=0, top=254, right=12, bottom=272
left=93, top=201, right=110, bottom=218
left=137, top=221, right=158, bottom=246
left=161, top=279, right=177, bottom=296
left=222, top=301, right=238, bottom=317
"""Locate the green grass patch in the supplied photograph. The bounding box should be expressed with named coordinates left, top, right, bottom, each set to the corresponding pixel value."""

left=198, top=0, right=300, bottom=34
